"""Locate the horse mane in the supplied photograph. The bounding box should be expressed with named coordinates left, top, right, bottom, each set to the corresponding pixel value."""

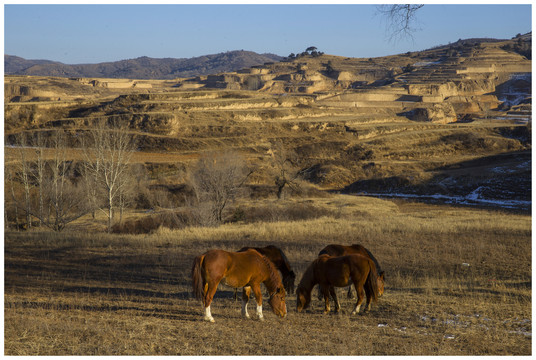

left=259, top=253, right=283, bottom=294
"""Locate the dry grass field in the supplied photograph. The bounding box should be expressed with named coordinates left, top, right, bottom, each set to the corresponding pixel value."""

left=4, top=37, right=531, bottom=355
left=4, top=195, right=531, bottom=355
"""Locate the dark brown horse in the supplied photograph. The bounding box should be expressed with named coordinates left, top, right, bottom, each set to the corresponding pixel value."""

left=192, top=249, right=287, bottom=322
left=318, top=244, right=385, bottom=298
left=296, top=254, right=384, bottom=315
left=238, top=245, right=296, bottom=294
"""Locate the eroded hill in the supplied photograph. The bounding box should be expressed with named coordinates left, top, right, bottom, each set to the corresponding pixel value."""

left=4, top=35, right=532, bottom=213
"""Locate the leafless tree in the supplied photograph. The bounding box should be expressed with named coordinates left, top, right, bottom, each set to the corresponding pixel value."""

left=35, top=130, right=90, bottom=231
left=268, top=141, right=301, bottom=200
left=188, top=151, right=252, bottom=226
left=13, top=133, right=33, bottom=229
left=5, top=165, right=19, bottom=230
left=8, top=130, right=91, bottom=231
left=81, top=119, right=136, bottom=232
left=32, top=132, right=46, bottom=226
left=377, top=4, right=424, bottom=42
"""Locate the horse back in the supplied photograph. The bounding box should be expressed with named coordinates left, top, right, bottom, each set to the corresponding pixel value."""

left=320, top=244, right=383, bottom=275
left=317, top=254, right=372, bottom=285
left=239, top=245, right=288, bottom=273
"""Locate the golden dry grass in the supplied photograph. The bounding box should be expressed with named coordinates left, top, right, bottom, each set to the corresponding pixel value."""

left=4, top=195, right=531, bottom=355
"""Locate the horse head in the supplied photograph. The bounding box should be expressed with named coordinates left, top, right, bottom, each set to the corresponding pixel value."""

left=269, top=286, right=287, bottom=318
left=377, top=271, right=385, bottom=297
left=296, top=284, right=311, bottom=313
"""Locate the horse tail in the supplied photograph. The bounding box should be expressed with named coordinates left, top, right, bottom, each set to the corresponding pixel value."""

left=363, top=247, right=383, bottom=275
left=364, top=258, right=379, bottom=303
left=192, top=254, right=205, bottom=300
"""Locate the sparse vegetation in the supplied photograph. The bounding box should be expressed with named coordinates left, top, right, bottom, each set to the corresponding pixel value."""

left=4, top=35, right=531, bottom=355
left=4, top=197, right=531, bottom=355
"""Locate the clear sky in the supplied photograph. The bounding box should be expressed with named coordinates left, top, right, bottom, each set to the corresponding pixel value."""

left=4, top=3, right=533, bottom=64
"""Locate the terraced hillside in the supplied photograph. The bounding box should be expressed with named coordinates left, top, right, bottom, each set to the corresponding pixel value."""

left=4, top=36, right=531, bottom=215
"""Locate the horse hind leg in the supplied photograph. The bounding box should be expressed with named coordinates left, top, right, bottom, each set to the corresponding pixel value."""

left=204, top=305, right=215, bottom=323
left=329, top=286, right=340, bottom=313
left=203, top=282, right=218, bottom=322
left=320, top=285, right=331, bottom=314
left=351, top=283, right=365, bottom=315
left=242, top=286, right=252, bottom=319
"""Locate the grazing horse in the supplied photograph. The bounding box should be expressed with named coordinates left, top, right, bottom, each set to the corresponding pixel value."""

left=296, top=254, right=384, bottom=315
left=238, top=245, right=296, bottom=295
left=318, top=244, right=385, bottom=298
left=192, top=249, right=287, bottom=322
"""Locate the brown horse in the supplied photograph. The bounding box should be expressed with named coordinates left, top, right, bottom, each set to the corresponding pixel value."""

left=296, top=254, right=384, bottom=315
left=318, top=244, right=385, bottom=298
left=192, top=249, right=287, bottom=322
left=238, top=245, right=296, bottom=294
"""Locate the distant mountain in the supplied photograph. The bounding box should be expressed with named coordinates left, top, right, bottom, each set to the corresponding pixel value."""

left=4, top=55, right=62, bottom=73
left=4, top=51, right=284, bottom=79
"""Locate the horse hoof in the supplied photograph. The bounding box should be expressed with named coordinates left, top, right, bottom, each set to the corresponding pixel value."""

left=258, top=316, right=265, bottom=321
left=204, top=316, right=215, bottom=323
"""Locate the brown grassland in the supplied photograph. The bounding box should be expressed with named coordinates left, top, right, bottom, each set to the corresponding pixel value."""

left=4, top=195, right=531, bottom=355
left=4, top=38, right=532, bottom=355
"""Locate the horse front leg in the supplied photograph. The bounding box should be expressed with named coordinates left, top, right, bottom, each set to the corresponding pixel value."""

left=329, top=286, right=340, bottom=313
left=241, top=286, right=252, bottom=319
left=320, top=285, right=331, bottom=314
left=251, top=283, right=264, bottom=321
left=351, top=283, right=365, bottom=315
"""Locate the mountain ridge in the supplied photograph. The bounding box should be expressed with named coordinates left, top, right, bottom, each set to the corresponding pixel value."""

left=4, top=50, right=283, bottom=80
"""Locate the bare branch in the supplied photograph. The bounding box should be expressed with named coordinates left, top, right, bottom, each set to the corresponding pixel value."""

left=377, top=4, right=424, bottom=42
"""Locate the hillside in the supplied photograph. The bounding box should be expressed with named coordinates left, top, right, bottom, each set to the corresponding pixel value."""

left=4, top=35, right=532, bottom=225
left=4, top=51, right=283, bottom=79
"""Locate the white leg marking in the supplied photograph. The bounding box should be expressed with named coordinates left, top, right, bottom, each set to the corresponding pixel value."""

left=256, top=304, right=264, bottom=321
left=242, top=298, right=250, bottom=318
left=204, top=305, right=215, bottom=322
left=351, top=304, right=361, bottom=315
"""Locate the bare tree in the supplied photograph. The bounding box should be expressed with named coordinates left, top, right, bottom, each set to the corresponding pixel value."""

left=13, top=133, right=33, bottom=229
left=188, top=151, right=252, bottom=226
left=32, top=132, right=46, bottom=226
left=82, top=119, right=136, bottom=232
left=5, top=165, right=19, bottom=230
left=8, top=130, right=91, bottom=231
left=377, top=4, right=424, bottom=42
left=36, top=130, right=90, bottom=231
left=268, top=141, right=301, bottom=200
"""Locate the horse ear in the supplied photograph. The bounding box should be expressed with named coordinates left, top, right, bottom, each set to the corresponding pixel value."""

left=379, top=271, right=385, bottom=280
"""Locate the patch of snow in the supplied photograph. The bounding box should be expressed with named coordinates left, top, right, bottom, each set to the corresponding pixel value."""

left=413, top=60, right=444, bottom=67
left=357, top=191, right=531, bottom=210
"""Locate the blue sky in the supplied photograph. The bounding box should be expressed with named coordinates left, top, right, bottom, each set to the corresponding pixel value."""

left=4, top=3, right=532, bottom=64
